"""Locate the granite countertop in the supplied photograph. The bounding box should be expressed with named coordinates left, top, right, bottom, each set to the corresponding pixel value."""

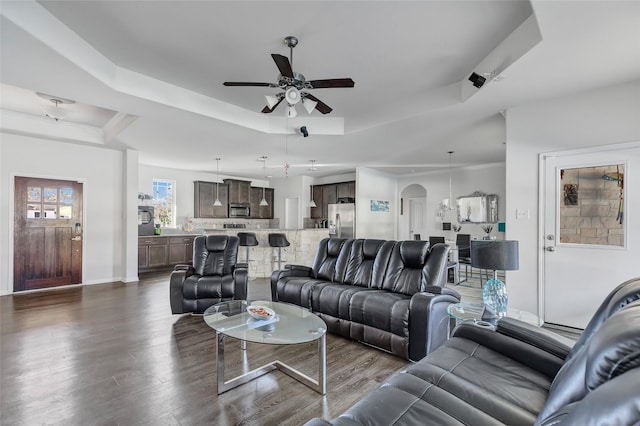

left=139, top=228, right=329, bottom=238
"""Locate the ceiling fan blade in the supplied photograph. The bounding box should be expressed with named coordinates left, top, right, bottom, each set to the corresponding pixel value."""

left=304, top=93, right=333, bottom=114
left=271, top=54, right=294, bottom=78
left=223, top=82, right=273, bottom=87
left=261, top=97, right=284, bottom=113
left=308, top=78, right=355, bottom=89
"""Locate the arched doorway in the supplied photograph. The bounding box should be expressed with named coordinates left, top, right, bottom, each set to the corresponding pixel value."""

left=399, top=184, right=427, bottom=240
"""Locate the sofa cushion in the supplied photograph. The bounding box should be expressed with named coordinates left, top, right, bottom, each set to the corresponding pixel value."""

left=310, top=283, right=375, bottom=319
left=192, top=235, right=239, bottom=276
left=343, top=239, right=390, bottom=287
left=182, top=274, right=236, bottom=299
left=379, top=240, right=430, bottom=295
left=275, top=277, right=329, bottom=309
left=349, top=291, right=411, bottom=337
left=312, top=238, right=351, bottom=282
left=537, top=299, right=640, bottom=421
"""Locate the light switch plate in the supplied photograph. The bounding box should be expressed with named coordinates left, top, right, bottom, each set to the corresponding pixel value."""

left=516, top=208, right=530, bottom=220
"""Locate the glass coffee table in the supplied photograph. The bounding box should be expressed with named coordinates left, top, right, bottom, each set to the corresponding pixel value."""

left=203, top=300, right=327, bottom=395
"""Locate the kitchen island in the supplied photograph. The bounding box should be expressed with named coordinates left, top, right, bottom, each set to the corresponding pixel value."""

left=140, top=228, right=330, bottom=278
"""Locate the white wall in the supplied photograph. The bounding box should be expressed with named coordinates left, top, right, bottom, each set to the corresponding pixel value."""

left=356, top=167, right=398, bottom=239
left=0, top=133, right=125, bottom=294
left=506, top=79, right=640, bottom=314
left=398, top=163, right=506, bottom=241
left=272, top=175, right=304, bottom=229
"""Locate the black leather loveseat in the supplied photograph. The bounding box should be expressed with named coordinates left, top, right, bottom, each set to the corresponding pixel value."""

left=305, top=277, right=640, bottom=426
left=271, top=238, right=459, bottom=361
left=170, top=235, right=248, bottom=314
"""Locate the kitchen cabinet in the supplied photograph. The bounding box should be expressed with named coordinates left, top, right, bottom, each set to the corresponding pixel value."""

left=194, top=181, right=228, bottom=218
left=138, top=237, right=168, bottom=271
left=249, top=187, right=274, bottom=219
left=224, top=179, right=251, bottom=205
left=310, top=181, right=355, bottom=219
left=322, top=184, right=337, bottom=219
left=337, top=181, right=355, bottom=199
left=139, top=236, right=194, bottom=272
left=168, top=236, right=194, bottom=265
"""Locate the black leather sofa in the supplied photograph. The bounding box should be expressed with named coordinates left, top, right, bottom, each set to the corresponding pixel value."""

left=170, top=235, right=248, bottom=314
left=305, top=277, right=640, bottom=426
left=271, top=238, right=458, bottom=361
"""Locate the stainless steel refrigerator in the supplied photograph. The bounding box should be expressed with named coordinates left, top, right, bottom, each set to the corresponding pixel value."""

left=328, top=203, right=355, bottom=239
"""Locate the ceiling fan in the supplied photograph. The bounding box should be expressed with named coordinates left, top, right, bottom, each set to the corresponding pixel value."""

left=223, top=36, right=354, bottom=116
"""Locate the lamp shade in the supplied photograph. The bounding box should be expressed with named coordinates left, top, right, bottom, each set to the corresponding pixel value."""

left=471, top=240, right=519, bottom=271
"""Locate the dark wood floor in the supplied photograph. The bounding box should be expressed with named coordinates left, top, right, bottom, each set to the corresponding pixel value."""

left=0, top=274, right=410, bottom=425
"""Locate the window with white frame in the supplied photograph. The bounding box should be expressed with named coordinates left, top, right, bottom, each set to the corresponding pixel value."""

left=152, top=179, right=175, bottom=227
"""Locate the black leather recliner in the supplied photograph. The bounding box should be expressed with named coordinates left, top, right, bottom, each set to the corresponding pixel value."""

left=305, top=277, right=640, bottom=426
left=170, top=235, right=248, bottom=314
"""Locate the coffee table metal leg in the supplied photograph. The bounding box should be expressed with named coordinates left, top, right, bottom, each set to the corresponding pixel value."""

left=216, top=332, right=327, bottom=395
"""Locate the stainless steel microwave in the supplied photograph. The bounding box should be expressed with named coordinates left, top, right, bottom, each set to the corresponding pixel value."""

left=229, top=205, right=250, bottom=218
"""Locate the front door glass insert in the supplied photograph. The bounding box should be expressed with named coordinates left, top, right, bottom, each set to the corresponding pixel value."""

left=559, top=164, right=624, bottom=247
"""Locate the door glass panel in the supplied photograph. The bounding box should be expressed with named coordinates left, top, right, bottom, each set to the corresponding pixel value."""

left=44, top=204, right=57, bottom=219
left=27, top=203, right=41, bottom=218
left=44, top=187, right=58, bottom=202
left=59, top=205, right=72, bottom=219
left=559, top=164, right=624, bottom=246
left=27, top=187, right=41, bottom=202
left=59, top=188, right=73, bottom=204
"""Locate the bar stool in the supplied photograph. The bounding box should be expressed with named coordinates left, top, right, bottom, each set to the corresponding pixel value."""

left=237, top=232, right=258, bottom=264
left=268, top=233, right=290, bottom=271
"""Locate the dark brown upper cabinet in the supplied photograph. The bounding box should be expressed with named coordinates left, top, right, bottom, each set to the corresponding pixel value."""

left=194, top=180, right=229, bottom=218
left=224, top=179, right=251, bottom=205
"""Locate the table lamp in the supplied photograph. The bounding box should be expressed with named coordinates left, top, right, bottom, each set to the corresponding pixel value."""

left=471, top=240, right=519, bottom=317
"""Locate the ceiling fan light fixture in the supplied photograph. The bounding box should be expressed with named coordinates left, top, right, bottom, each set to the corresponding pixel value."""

left=302, top=97, right=317, bottom=114
left=265, top=95, right=280, bottom=109
left=285, top=87, right=301, bottom=105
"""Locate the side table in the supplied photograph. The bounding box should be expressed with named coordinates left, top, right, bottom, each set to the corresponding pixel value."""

left=447, top=302, right=539, bottom=330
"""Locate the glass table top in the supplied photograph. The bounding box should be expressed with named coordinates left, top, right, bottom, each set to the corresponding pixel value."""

left=203, top=300, right=326, bottom=345
left=446, top=302, right=539, bottom=326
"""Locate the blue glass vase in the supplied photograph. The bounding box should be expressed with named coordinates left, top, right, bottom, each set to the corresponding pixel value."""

left=482, top=278, right=508, bottom=317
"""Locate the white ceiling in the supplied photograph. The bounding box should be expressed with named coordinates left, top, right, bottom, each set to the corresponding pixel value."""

left=1, top=1, right=639, bottom=180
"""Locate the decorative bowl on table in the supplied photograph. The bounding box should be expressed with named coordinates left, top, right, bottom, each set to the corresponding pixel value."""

left=246, top=305, right=276, bottom=320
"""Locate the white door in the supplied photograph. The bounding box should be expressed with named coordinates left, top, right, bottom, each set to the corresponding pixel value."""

left=542, top=143, right=640, bottom=328
left=408, top=198, right=425, bottom=240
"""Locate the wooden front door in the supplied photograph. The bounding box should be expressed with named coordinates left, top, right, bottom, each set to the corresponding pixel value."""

left=14, top=177, right=83, bottom=292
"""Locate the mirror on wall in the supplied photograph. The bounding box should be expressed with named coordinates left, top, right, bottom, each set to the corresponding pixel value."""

left=456, top=192, right=498, bottom=223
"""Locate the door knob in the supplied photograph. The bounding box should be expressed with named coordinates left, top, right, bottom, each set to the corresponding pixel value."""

left=71, top=236, right=82, bottom=241
left=545, top=246, right=555, bottom=252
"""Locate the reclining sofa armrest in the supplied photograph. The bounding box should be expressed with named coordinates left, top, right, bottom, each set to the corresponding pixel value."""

left=173, top=264, right=193, bottom=272
left=233, top=263, right=249, bottom=301
left=270, top=265, right=315, bottom=301
left=170, top=267, right=193, bottom=314
left=423, top=285, right=461, bottom=299
left=496, top=317, right=574, bottom=360
left=452, top=322, right=565, bottom=378
left=408, top=291, right=461, bottom=361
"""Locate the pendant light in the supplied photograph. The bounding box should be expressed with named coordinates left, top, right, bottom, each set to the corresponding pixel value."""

left=309, top=160, right=317, bottom=208
left=443, top=151, right=455, bottom=211
left=259, top=156, right=269, bottom=206
left=213, top=158, right=222, bottom=207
